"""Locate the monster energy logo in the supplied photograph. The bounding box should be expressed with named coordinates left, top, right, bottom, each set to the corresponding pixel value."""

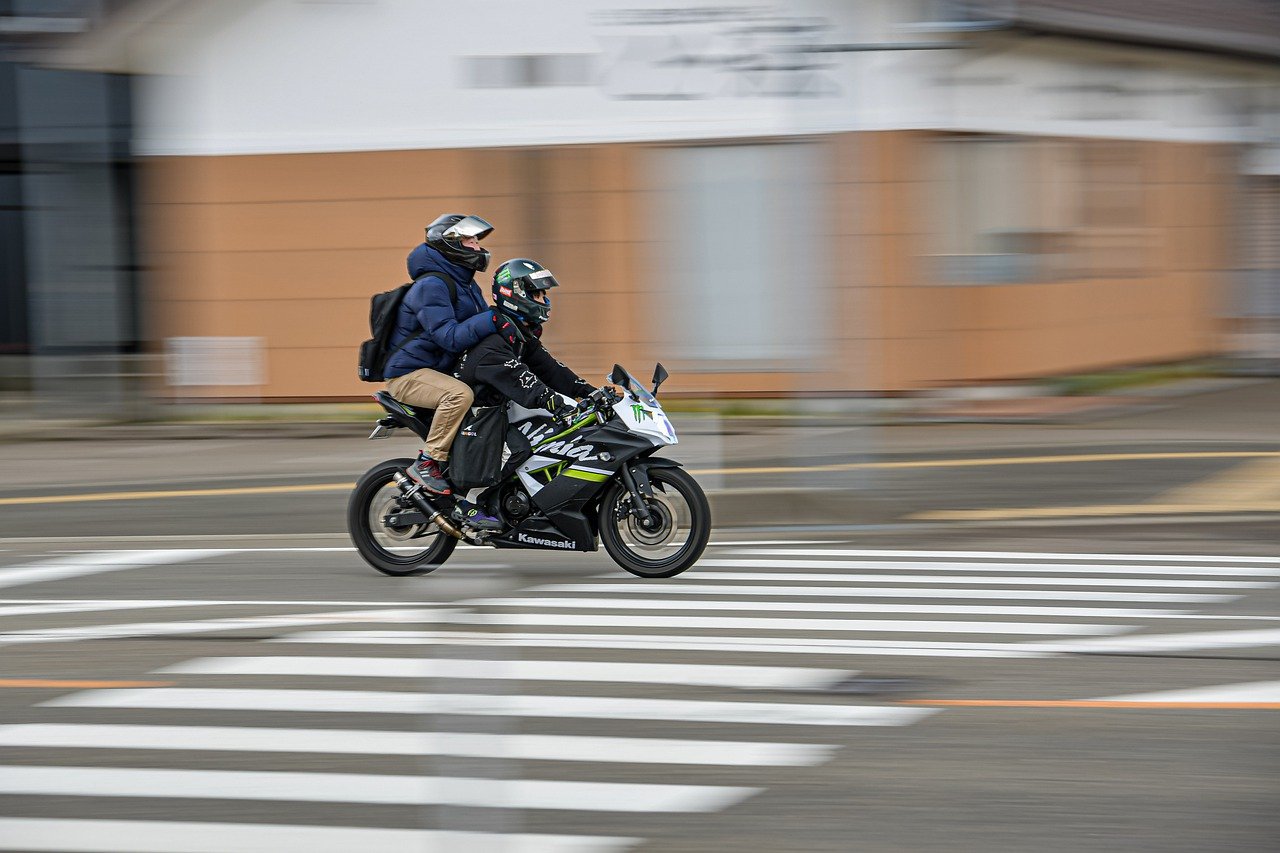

left=631, top=404, right=652, bottom=421
left=496, top=268, right=512, bottom=283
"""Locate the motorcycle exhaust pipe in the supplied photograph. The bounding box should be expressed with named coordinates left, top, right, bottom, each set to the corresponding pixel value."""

left=392, top=472, right=464, bottom=540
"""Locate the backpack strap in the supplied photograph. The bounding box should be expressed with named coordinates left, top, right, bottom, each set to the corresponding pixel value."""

left=386, top=273, right=461, bottom=362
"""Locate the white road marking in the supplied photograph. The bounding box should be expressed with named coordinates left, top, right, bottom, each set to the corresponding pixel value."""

left=1035, top=627, right=1280, bottom=654
left=0, top=598, right=461, bottom=608
left=449, top=613, right=1129, bottom=635
left=0, top=765, right=756, bottom=813
left=274, top=630, right=1046, bottom=658
left=531, top=583, right=1232, bottom=603
left=696, top=559, right=1280, bottom=576
left=44, top=688, right=939, bottom=727
left=0, top=608, right=451, bottom=647
left=0, top=724, right=834, bottom=767
left=620, top=573, right=1275, bottom=588
left=1096, top=681, right=1280, bottom=703
left=0, top=819, right=636, bottom=853
left=725, top=548, right=1280, bottom=563
left=708, top=540, right=834, bottom=546
left=0, top=550, right=235, bottom=591
left=159, top=656, right=852, bottom=690
left=468, top=598, right=1167, bottom=620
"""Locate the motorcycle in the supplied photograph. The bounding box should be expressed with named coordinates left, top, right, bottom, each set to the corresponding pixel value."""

left=347, top=363, right=710, bottom=578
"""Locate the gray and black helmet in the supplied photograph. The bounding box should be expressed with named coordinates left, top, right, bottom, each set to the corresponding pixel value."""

left=425, top=213, right=494, bottom=272
left=493, top=258, right=558, bottom=326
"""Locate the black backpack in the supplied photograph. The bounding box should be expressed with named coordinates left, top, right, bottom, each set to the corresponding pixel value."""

left=357, top=273, right=458, bottom=382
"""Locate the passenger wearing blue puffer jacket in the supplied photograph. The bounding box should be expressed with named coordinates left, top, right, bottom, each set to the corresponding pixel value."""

left=383, top=213, right=503, bottom=523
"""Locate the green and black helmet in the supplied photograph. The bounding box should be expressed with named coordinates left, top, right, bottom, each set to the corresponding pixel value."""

left=493, top=258, right=558, bottom=326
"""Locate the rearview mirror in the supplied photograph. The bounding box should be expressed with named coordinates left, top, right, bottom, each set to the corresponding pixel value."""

left=609, top=364, right=628, bottom=388
left=651, top=363, right=669, bottom=397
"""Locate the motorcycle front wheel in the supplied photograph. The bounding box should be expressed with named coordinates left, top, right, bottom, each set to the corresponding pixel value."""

left=348, top=458, right=457, bottom=576
left=599, top=466, right=710, bottom=578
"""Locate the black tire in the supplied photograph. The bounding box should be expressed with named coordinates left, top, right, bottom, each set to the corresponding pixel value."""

left=347, top=457, right=457, bottom=576
left=599, top=466, right=710, bottom=578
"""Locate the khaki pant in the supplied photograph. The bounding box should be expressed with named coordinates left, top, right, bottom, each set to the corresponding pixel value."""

left=385, top=368, right=474, bottom=461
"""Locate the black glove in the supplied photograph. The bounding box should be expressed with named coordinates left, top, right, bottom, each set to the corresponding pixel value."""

left=544, top=392, right=576, bottom=424
left=492, top=310, right=519, bottom=346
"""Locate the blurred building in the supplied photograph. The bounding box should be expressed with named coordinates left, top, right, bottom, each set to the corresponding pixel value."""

left=4, top=0, right=1279, bottom=402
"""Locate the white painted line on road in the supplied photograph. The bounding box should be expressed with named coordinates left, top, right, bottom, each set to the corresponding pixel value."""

left=726, top=548, right=1280, bottom=563
left=159, top=656, right=853, bottom=690
left=695, top=560, right=1280, bottom=576
left=532, top=583, right=1233, bottom=603
left=0, top=598, right=461, bottom=608
left=45, top=688, right=939, bottom=727
left=1035, top=627, right=1280, bottom=654
left=634, top=573, right=1275, bottom=588
left=450, top=612, right=1130, bottom=635
left=0, top=550, right=236, bottom=592
left=1096, top=681, right=1280, bottom=703
left=272, top=630, right=1047, bottom=657
left=0, top=608, right=452, bottom=647
left=470, top=597, right=1178, bottom=619
left=451, top=613, right=1131, bottom=635
left=0, top=724, right=834, bottom=766
left=709, top=540, right=834, bottom=546
left=0, top=765, right=757, bottom=813
left=0, top=601, right=208, bottom=618
left=0, top=819, right=637, bottom=853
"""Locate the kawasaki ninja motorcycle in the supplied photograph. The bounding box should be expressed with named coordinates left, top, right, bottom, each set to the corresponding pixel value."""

left=348, top=364, right=710, bottom=578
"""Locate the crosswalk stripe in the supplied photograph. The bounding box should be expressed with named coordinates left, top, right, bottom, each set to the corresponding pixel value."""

left=0, top=819, right=637, bottom=853
left=0, top=765, right=756, bottom=813
left=0, top=608, right=450, bottom=648
left=0, top=550, right=235, bottom=592
left=469, top=597, right=1179, bottom=619
left=43, top=688, right=938, bottom=727
left=694, top=559, right=1280, bottom=576
left=0, top=601, right=204, bottom=618
left=273, top=630, right=1046, bottom=657
left=618, top=573, right=1274, bottom=588
left=723, top=549, right=1280, bottom=563
left=530, top=584, right=1232, bottom=603
left=1034, top=627, right=1280, bottom=654
left=158, top=657, right=851, bottom=690
left=0, top=723, right=834, bottom=766
left=1096, top=681, right=1280, bottom=703
left=447, top=613, right=1131, bottom=634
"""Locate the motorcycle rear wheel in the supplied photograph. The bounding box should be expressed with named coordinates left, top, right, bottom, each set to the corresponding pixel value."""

left=599, top=466, right=710, bottom=578
left=348, top=458, right=457, bottom=576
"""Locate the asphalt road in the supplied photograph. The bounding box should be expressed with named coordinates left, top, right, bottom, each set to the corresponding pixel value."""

left=2, top=384, right=1279, bottom=851
left=2, top=525, right=1278, bottom=852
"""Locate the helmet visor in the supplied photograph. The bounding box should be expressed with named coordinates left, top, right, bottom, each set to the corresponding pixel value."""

left=443, top=215, right=494, bottom=242
left=526, top=268, right=559, bottom=291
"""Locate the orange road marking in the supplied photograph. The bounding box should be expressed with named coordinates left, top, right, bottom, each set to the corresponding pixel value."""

left=0, top=679, right=174, bottom=689
left=901, top=699, right=1280, bottom=709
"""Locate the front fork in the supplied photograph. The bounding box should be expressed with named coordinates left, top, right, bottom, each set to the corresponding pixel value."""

left=618, top=464, right=658, bottom=528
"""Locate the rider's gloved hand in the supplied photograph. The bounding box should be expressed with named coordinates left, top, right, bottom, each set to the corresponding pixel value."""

left=544, top=392, right=577, bottom=425
left=492, top=310, right=519, bottom=346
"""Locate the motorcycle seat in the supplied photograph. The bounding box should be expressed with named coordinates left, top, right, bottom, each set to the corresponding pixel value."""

left=372, top=390, right=435, bottom=440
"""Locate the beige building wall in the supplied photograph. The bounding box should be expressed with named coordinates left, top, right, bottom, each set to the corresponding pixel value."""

left=141, top=132, right=1236, bottom=399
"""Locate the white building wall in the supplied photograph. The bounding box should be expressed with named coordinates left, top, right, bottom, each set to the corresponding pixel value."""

left=115, top=0, right=1277, bottom=157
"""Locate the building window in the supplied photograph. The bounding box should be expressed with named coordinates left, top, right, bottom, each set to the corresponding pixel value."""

left=931, top=135, right=1147, bottom=283
left=463, top=54, right=595, bottom=88
left=651, top=143, right=824, bottom=367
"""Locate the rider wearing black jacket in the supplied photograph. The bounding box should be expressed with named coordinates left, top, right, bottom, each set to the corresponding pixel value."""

left=455, top=259, right=596, bottom=418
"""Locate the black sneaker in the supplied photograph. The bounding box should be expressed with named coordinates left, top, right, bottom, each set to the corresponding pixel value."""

left=452, top=500, right=503, bottom=532
left=406, top=454, right=451, bottom=495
